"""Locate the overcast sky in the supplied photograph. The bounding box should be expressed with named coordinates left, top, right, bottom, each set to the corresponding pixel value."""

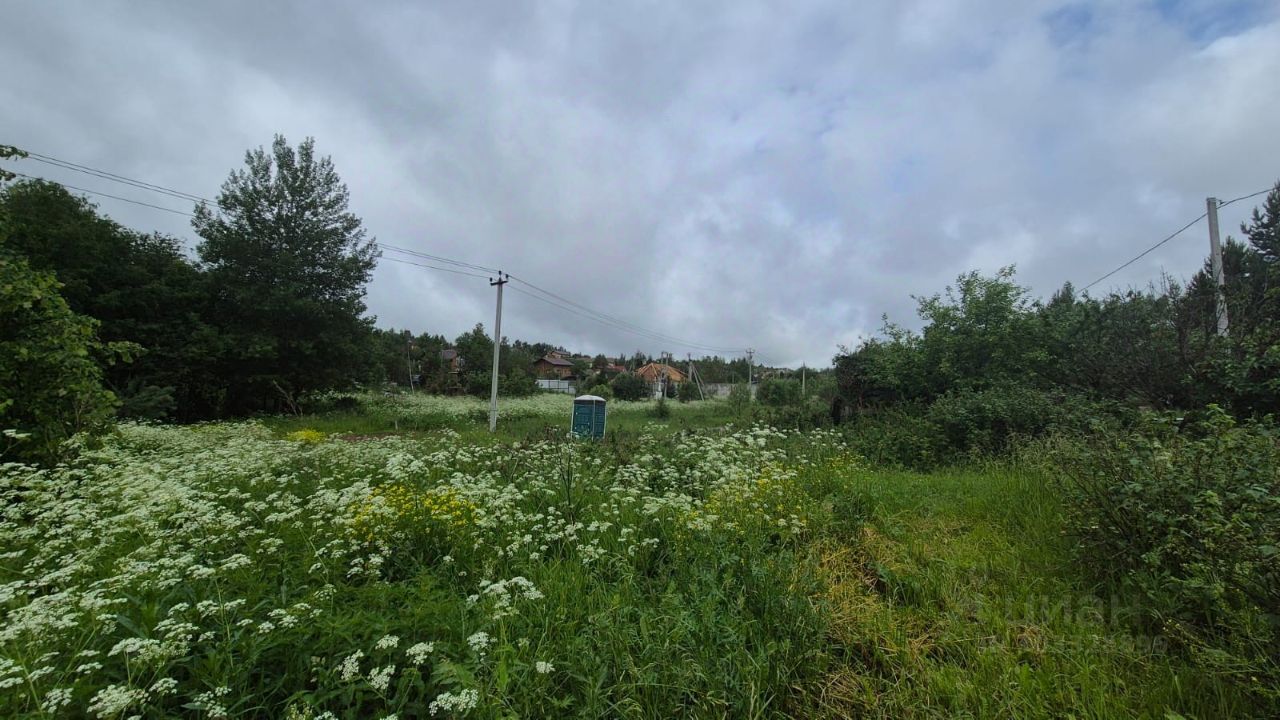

left=4, top=0, right=1279, bottom=367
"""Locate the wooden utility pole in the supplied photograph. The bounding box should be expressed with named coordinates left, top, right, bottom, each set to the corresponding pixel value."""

left=1206, top=198, right=1229, bottom=337
left=488, top=272, right=508, bottom=432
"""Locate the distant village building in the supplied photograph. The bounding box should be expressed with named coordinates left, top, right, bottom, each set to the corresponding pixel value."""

left=633, top=362, right=687, bottom=384
left=633, top=362, right=687, bottom=398
left=440, top=348, right=464, bottom=373
left=532, top=354, right=575, bottom=380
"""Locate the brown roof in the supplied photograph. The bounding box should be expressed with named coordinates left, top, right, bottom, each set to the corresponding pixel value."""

left=633, top=362, right=687, bottom=383
left=535, top=355, right=574, bottom=367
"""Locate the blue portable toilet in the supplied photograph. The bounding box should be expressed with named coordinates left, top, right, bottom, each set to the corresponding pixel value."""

left=571, top=395, right=607, bottom=439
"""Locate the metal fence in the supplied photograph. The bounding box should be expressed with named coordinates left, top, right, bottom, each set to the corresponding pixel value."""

left=537, top=378, right=577, bottom=394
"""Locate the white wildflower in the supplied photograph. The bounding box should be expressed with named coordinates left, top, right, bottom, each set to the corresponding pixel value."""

left=406, top=641, right=435, bottom=664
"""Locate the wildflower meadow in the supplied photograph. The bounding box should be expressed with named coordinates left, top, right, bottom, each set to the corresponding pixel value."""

left=1, top=411, right=863, bottom=718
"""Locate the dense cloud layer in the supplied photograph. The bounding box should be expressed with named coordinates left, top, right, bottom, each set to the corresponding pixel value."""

left=4, top=0, right=1278, bottom=367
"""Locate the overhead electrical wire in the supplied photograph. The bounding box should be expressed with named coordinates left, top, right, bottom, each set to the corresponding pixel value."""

left=508, top=285, right=747, bottom=354
left=505, top=273, right=746, bottom=354
left=22, top=151, right=214, bottom=205
left=6, top=171, right=197, bottom=218
left=1081, top=211, right=1207, bottom=291
left=1081, top=184, right=1273, bottom=292
left=382, top=255, right=490, bottom=279
left=1218, top=186, right=1274, bottom=209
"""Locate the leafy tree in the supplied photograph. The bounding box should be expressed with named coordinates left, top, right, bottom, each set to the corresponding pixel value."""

left=193, top=135, right=378, bottom=414
left=0, top=249, right=117, bottom=465
left=1, top=180, right=220, bottom=419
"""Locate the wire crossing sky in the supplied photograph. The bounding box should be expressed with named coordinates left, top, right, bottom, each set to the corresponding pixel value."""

left=3, top=0, right=1279, bottom=366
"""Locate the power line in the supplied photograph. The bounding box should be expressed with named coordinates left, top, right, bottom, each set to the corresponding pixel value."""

left=22, top=151, right=214, bottom=205
left=6, top=171, right=197, bottom=218
left=1218, top=185, right=1274, bottom=209
left=507, top=273, right=746, bottom=354
left=508, top=285, right=750, bottom=356
left=382, top=255, right=490, bottom=279
left=4, top=148, right=756, bottom=359
left=1081, top=185, right=1273, bottom=292
left=378, top=243, right=500, bottom=274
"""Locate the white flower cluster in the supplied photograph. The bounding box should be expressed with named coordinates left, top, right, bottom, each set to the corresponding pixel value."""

left=429, top=688, right=479, bottom=716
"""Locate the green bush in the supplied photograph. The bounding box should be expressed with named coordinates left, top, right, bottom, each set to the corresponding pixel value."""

left=926, top=384, right=1063, bottom=456
left=1, top=251, right=118, bottom=465
left=585, top=383, right=613, bottom=400
left=677, top=381, right=698, bottom=403
left=762, top=396, right=830, bottom=430
left=841, top=407, right=944, bottom=470
left=1053, top=406, right=1280, bottom=703
left=727, top=383, right=753, bottom=417
left=651, top=395, right=671, bottom=419
left=757, top=378, right=802, bottom=407
left=610, top=372, right=650, bottom=401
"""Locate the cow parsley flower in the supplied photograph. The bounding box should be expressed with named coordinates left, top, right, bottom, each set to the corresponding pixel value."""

left=406, top=641, right=435, bottom=664
left=429, top=688, right=479, bottom=716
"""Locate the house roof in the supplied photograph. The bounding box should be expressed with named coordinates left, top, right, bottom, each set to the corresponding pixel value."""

left=535, top=355, right=574, bottom=367
left=633, top=362, right=687, bottom=382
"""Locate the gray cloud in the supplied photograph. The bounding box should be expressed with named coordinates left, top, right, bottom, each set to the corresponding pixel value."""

left=4, top=0, right=1279, bottom=367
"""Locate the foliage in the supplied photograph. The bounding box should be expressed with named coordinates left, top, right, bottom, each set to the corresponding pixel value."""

left=0, top=250, right=117, bottom=465
left=676, top=380, right=698, bottom=403
left=727, top=383, right=753, bottom=417
left=1, top=180, right=222, bottom=420
left=0, top=422, right=841, bottom=718
left=193, top=135, right=378, bottom=414
left=1053, top=407, right=1280, bottom=704
left=840, top=406, right=944, bottom=470
left=609, top=372, right=650, bottom=401
left=584, top=383, right=613, bottom=400
left=651, top=395, right=671, bottom=419
left=925, top=384, right=1064, bottom=456
left=757, top=378, right=802, bottom=407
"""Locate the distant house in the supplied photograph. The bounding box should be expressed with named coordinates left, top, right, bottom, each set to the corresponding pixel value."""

left=634, top=362, right=687, bottom=398
left=532, top=354, right=575, bottom=379
left=441, top=348, right=464, bottom=374
left=633, top=362, right=687, bottom=384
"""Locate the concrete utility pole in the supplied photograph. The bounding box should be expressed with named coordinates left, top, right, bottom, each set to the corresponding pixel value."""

left=406, top=337, right=415, bottom=392
left=746, top=349, right=755, bottom=388
left=488, top=272, right=508, bottom=432
left=801, top=365, right=806, bottom=396
left=1206, top=198, right=1230, bottom=337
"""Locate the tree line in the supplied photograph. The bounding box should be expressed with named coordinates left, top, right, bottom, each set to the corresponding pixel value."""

left=831, top=181, right=1280, bottom=462
left=0, top=136, right=769, bottom=463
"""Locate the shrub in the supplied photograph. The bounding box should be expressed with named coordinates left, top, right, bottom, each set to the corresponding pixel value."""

left=1054, top=406, right=1280, bottom=702
left=1, top=251, right=118, bottom=465
left=651, top=395, right=671, bottom=419
left=841, top=407, right=944, bottom=470
left=727, top=383, right=753, bottom=416
left=757, top=378, right=802, bottom=407
left=677, top=381, right=698, bottom=403
left=925, top=384, right=1063, bottom=456
left=762, top=396, right=830, bottom=430
left=585, top=384, right=613, bottom=400
left=610, top=373, right=650, bottom=401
